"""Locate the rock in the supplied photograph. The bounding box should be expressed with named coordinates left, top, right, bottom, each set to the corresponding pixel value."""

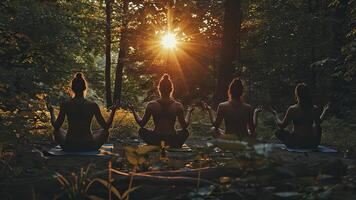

left=321, top=159, right=347, bottom=177
left=305, top=186, right=321, bottom=192
left=281, top=163, right=313, bottom=177
left=263, top=186, right=276, bottom=192
left=317, top=174, right=339, bottom=185
left=275, top=182, right=295, bottom=191
left=273, top=192, right=302, bottom=200
left=273, top=166, right=296, bottom=178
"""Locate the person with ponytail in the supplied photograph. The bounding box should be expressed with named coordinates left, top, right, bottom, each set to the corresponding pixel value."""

left=269, top=83, right=330, bottom=148
left=46, top=73, right=118, bottom=152
left=204, top=78, right=262, bottom=139
left=128, top=74, right=194, bottom=148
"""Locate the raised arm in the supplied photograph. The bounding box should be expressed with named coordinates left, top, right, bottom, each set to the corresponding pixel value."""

left=248, top=107, right=257, bottom=137
left=204, top=103, right=224, bottom=128
left=129, top=103, right=152, bottom=128
left=177, top=104, right=194, bottom=129
left=272, top=107, right=292, bottom=129
left=94, top=103, right=118, bottom=130
left=185, top=106, right=195, bottom=125
left=47, top=102, right=65, bottom=130
left=319, top=103, right=330, bottom=123
left=214, top=105, right=224, bottom=129
left=253, top=106, right=263, bottom=127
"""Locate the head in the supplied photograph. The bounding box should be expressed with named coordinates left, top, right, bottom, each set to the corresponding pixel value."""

left=228, top=78, right=244, bottom=101
left=295, top=83, right=312, bottom=109
left=158, top=74, right=174, bottom=98
left=70, top=72, right=87, bottom=97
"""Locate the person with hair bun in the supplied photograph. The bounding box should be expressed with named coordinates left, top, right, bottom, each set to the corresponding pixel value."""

left=269, top=83, right=330, bottom=148
left=129, top=74, right=194, bottom=148
left=46, top=72, right=118, bottom=152
left=204, top=78, right=261, bottom=139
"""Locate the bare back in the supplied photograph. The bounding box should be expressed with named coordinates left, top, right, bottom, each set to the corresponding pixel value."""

left=55, top=98, right=107, bottom=142
left=281, top=104, right=321, bottom=136
left=216, top=101, right=254, bottom=137
left=145, top=99, right=186, bottom=135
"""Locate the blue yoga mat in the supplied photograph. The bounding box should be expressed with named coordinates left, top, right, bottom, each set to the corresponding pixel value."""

left=47, top=144, right=114, bottom=156
left=273, top=143, right=337, bottom=153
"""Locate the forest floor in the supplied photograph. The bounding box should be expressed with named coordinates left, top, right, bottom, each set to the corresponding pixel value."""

left=1, top=132, right=356, bottom=200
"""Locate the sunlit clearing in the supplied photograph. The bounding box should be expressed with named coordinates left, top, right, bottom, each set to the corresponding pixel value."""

left=161, top=33, right=177, bottom=49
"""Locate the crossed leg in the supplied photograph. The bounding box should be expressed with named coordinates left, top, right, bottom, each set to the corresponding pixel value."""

left=53, top=128, right=109, bottom=151
left=275, top=126, right=321, bottom=149
left=92, top=129, right=110, bottom=149
left=53, top=128, right=67, bottom=147
left=139, top=128, right=189, bottom=148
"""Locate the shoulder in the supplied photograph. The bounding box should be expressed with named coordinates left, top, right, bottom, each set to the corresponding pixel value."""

left=60, top=99, right=71, bottom=109
left=286, top=105, right=298, bottom=114
left=173, top=100, right=184, bottom=110
left=147, top=100, right=158, bottom=107
left=146, top=100, right=159, bottom=110
left=218, top=101, right=229, bottom=108
left=86, top=100, right=100, bottom=110
left=173, top=100, right=183, bottom=107
left=289, top=104, right=298, bottom=110
left=217, top=101, right=229, bottom=112
left=242, top=102, right=252, bottom=110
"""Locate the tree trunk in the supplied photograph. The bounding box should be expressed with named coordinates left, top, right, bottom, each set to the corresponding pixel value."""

left=213, top=0, right=241, bottom=107
left=308, top=0, right=317, bottom=85
left=332, top=0, right=349, bottom=57
left=113, top=0, right=129, bottom=105
left=105, top=0, right=112, bottom=108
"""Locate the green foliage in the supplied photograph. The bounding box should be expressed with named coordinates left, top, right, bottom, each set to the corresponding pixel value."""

left=54, top=164, right=139, bottom=200
left=0, top=0, right=105, bottom=97
left=124, top=145, right=160, bottom=166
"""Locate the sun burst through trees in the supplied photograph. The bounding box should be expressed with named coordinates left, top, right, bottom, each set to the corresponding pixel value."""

left=161, top=32, right=177, bottom=49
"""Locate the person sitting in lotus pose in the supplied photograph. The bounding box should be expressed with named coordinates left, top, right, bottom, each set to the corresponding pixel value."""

left=47, top=73, right=118, bottom=152
left=204, top=78, right=261, bottom=139
left=129, top=74, right=194, bottom=148
left=269, top=83, right=330, bottom=148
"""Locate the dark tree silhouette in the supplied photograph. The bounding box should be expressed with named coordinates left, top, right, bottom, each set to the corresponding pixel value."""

left=105, top=0, right=112, bottom=107
left=213, top=0, right=241, bottom=107
left=113, top=0, right=129, bottom=105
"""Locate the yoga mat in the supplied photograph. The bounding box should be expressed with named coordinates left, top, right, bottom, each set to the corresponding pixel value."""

left=46, top=144, right=114, bottom=156
left=167, top=144, right=192, bottom=152
left=138, top=143, right=192, bottom=152
left=273, top=143, right=337, bottom=153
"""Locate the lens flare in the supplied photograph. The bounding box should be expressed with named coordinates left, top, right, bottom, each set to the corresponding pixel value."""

left=161, top=33, right=177, bottom=49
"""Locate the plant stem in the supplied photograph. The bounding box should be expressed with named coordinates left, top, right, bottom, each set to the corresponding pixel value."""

left=108, top=160, right=112, bottom=200
left=126, top=166, right=136, bottom=200
left=197, top=160, right=202, bottom=190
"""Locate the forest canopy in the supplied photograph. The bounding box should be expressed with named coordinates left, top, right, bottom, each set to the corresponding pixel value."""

left=1, top=0, right=355, bottom=110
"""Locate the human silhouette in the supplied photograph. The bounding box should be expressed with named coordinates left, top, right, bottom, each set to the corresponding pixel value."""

left=129, top=74, right=194, bottom=148
left=268, top=83, right=330, bottom=148
left=204, top=78, right=261, bottom=139
left=47, top=73, right=118, bottom=152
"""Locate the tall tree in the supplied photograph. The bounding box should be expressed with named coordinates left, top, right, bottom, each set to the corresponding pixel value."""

left=113, top=0, right=129, bottom=105
left=332, top=0, right=349, bottom=57
left=213, top=0, right=241, bottom=106
left=105, top=0, right=112, bottom=107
